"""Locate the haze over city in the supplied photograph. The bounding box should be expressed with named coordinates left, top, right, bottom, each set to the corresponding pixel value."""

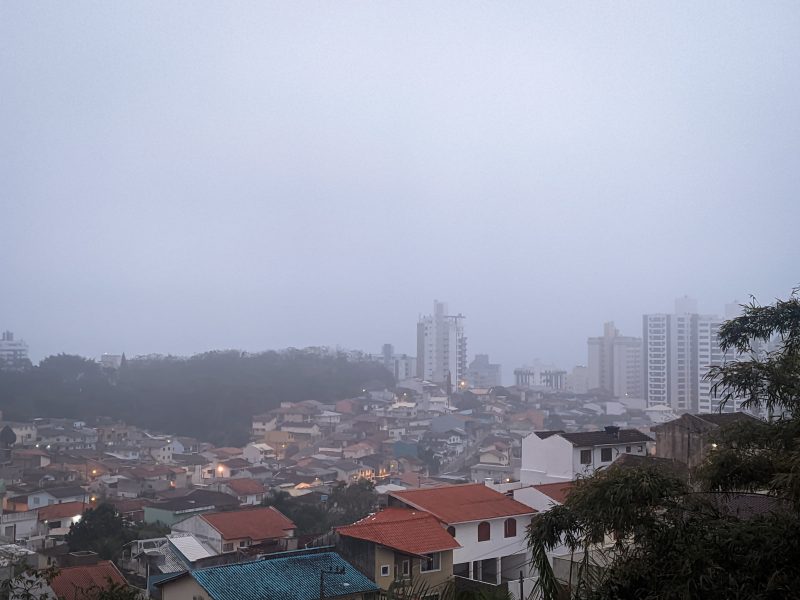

left=2, top=3, right=798, bottom=373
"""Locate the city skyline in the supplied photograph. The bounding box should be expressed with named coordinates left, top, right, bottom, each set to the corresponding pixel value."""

left=2, top=3, right=798, bottom=381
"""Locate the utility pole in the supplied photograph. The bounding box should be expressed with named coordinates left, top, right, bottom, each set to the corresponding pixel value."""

left=319, top=566, right=345, bottom=600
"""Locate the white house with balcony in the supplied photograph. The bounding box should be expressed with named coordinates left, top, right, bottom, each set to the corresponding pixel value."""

left=520, top=427, right=654, bottom=485
left=389, top=483, right=536, bottom=596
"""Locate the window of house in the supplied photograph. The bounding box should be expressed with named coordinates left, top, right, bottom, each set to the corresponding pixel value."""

left=402, top=560, right=410, bottom=577
left=32, top=497, right=40, bottom=506
left=580, top=449, right=592, bottom=465
left=600, top=448, right=613, bottom=462
left=478, top=521, right=491, bottom=542
left=380, top=565, right=390, bottom=577
left=626, top=446, right=631, bottom=453
left=239, top=540, right=248, bottom=547
left=638, top=445, right=644, bottom=452
left=222, top=543, right=234, bottom=552
left=421, top=552, right=441, bottom=573
left=504, top=518, right=517, bottom=538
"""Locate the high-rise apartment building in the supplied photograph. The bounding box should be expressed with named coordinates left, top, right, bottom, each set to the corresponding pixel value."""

left=416, top=301, right=467, bottom=387
left=643, top=299, right=699, bottom=412
left=587, top=322, right=643, bottom=399
left=0, top=331, right=29, bottom=369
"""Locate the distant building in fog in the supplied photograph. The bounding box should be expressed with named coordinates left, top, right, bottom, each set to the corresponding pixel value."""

left=514, top=361, right=566, bottom=390
left=566, top=365, right=589, bottom=394
left=416, top=300, right=467, bottom=387
left=100, top=354, right=123, bottom=369
left=378, top=344, right=417, bottom=381
left=466, top=354, right=501, bottom=388
left=587, top=322, right=642, bottom=399
left=0, top=331, right=28, bottom=368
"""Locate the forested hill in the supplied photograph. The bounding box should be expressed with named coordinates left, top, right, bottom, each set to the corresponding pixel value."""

left=0, top=350, right=394, bottom=446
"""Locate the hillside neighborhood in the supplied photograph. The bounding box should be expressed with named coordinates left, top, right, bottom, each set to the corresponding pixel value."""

left=0, top=378, right=763, bottom=599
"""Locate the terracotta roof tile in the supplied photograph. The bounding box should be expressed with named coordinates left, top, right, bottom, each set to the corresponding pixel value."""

left=201, top=507, right=295, bottom=541
left=225, top=478, right=266, bottom=496
left=390, top=483, right=535, bottom=524
left=50, top=561, right=126, bottom=600
left=532, top=482, right=574, bottom=504
left=37, top=501, right=87, bottom=522
left=337, top=508, right=459, bottom=556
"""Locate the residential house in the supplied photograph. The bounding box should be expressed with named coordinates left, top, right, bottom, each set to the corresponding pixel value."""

left=11, top=448, right=51, bottom=469
left=214, top=458, right=250, bottom=479
left=241, top=443, right=276, bottom=465
left=218, top=478, right=266, bottom=506
left=651, top=412, right=759, bottom=470
left=155, top=551, right=378, bottom=600
left=171, top=506, right=297, bottom=554
left=511, top=482, right=574, bottom=512
left=520, top=427, right=654, bottom=484
left=389, top=483, right=536, bottom=590
left=25, top=486, right=88, bottom=509
left=337, top=507, right=460, bottom=592
left=3, top=422, right=37, bottom=446
left=35, top=427, right=97, bottom=452
left=144, top=490, right=239, bottom=527
left=140, top=438, right=175, bottom=464
left=250, top=414, right=277, bottom=439
left=36, top=501, right=87, bottom=537
left=49, top=561, right=128, bottom=600
left=331, top=460, right=374, bottom=483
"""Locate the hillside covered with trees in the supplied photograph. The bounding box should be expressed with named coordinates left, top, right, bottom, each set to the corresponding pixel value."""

left=0, top=349, right=393, bottom=446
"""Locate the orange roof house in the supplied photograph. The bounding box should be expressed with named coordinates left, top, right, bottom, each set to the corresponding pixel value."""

left=49, top=561, right=127, bottom=600
left=389, top=483, right=535, bottom=523
left=337, top=508, right=459, bottom=590
left=171, top=506, right=297, bottom=554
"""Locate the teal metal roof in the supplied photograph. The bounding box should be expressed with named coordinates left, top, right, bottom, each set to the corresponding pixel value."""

left=191, top=552, right=379, bottom=600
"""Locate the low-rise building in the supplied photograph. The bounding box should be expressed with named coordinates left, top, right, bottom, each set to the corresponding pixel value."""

left=337, top=507, right=459, bottom=592
left=155, top=551, right=378, bottom=600
left=389, top=483, right=536, bottom=590
left=170, top=506, right=296, bottom=554
left=651, top=412, right=759, bottom=470
left=520, top=427, right=654, bottom=484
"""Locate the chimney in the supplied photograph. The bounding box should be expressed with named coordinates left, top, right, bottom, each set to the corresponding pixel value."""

left=604, top=426, right=620, bottom=439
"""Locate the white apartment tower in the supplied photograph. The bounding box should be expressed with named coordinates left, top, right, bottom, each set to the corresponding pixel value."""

left=587, top=322, right=643, bottom=399
left=416, top=301, right=467, bottom=387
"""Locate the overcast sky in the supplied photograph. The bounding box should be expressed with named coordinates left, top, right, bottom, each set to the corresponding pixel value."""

left=1, top=2, right=799, bottom=378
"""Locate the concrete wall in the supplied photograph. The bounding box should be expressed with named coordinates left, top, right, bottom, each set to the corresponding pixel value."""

left=160, top=576, right=208, bottom=600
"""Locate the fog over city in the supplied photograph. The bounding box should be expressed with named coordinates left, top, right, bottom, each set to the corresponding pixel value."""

left=2, top=2, right=798, bottom=374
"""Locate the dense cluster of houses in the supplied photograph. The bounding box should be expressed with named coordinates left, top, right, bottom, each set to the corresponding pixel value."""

left=0, top=386, right=765, bottom=599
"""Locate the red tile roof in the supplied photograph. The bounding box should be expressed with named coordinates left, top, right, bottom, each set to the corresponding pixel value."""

left=50, top=561, right=126, bottom=600
left=337, top=508, right=460, bottom=556
left=532, top=482, right=574, bottom=504
left=37, top=501, right=87, bottom=522
left=225, top=478, right=266, bottom=496
left=390, top=483, right=536, bottom=524
left=201, top=506, right=296, bottom=541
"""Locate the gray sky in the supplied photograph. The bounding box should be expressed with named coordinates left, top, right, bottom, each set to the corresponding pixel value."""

left=2, top=2, right=799, bottom=377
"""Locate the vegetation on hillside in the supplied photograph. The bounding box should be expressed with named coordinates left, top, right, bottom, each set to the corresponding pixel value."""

left=0, top=349, right=393, bottom=446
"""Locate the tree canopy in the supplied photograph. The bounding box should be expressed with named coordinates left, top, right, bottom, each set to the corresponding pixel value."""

left=0, top=349, right=393, bottom=446
left=528, top=292, right=800, bottom=600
